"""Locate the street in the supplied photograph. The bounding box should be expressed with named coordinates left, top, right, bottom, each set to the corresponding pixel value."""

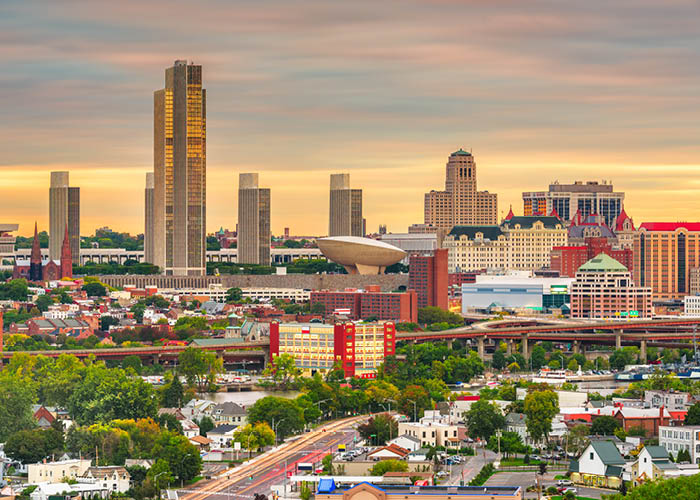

left=173, top=416, right=365, bottom=500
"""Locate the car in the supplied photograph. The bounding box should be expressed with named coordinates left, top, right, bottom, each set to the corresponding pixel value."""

left=531, top=455, right=541, bottom=461
left=556, top=479, right=573, bottom=487
left=436, top=471, right=448, bottom=477
left=558, top=487, right=577, bottom=495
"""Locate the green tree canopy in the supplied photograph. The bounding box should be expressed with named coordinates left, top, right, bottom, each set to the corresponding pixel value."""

left=247, top=396, right=304, bottom=439
left=465, top=400, right=505, bottom=441
left=369, top=459, right=408, bottom=476
left=590, top=415, right=620, bottom=435
left=523, top=389, right=559, bottom=444
left=357, top=413, right=398, bottom=446
left=178, top=347, right=223, bottom=393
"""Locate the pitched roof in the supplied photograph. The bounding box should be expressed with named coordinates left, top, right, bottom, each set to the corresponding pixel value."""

left=367, top=443, right=410, bottom=458
left=505, top=206, right=515, bottom=220
left=448, top=225, right=504, bottom=240
left=451, top=148, right=472, bottom=157
left=505, top=413, right=527, bottom=425
left=645, top=445, right=670, bottom=460
left=590, top=441, right=625, bottom=466
left=208, top=424, right=238, bottom=434
left=615, top=207, right=634, bottom=232
left=212, top=402, right=246, bottom=416
left=577, top=253, right=628, bottom=273
left=502, top=216, right=563, bottom=229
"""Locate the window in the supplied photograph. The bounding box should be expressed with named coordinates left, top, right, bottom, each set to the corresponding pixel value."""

left=590, top=452, right=594, bottom=460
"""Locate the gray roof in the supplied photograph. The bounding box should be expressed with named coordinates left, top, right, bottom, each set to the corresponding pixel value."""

left=568, top=460, right=579, bottom=473
left=605, top=465, right=623, bottom=477
left=212, top=402, right=246, bottom=416
left=201, top=301, right=226, bottom=314
left=502, top=216, right=563, bottom=229
left=568, top=224, right=615, bottom=239
left=589, top=441, right=625, bottom=466
left=448, top=225, right=504, bottom=240
left=505, top=413, right=527, bottom=426
left=394, top=434, right=421, bottom=444
left=208, top=424, right=238, bottom=434
left=646, top=445, right=670, bottom=460
left=190, top=338, right=243, bottom=347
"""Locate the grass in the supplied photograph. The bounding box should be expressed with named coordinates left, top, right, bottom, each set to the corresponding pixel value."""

left=499, top=458, right=543, bottom=466
left=554, top=474, right=567, bottom=480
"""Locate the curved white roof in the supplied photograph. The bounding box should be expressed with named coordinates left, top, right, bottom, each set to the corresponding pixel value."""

left=319, top=236, right=404, bottom=251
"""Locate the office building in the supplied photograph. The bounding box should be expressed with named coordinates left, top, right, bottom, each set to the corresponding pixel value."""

left=634, top=223, right=700, bottom=299
left=659, top=426, right=700, bottom=464
left=378, top=233, right=438, bottom=264
left=424, top=149, right=497, bottom=230
left=49, top=171, right=80, bottom=265
left=269, top=322, right=396, bottom=378
left=237, top=173, right=270, bottom=265
left=408, top=248, right=448, bottom=309
left=551, top=237, right=633, bottom=277
left=310, top=287, right=418, bottom=323
left=329, top=174, right=363, bottom=237
left=444, top=216, right=567, bottom=273
left=144, top=172, right=155, bottom=264
left=153, top=60, right=206, bottom=276
left=570, top=254, right=652, bottom=319
left=0, top=224, right=19, bottom=264
left=522, top=180, right=624, bottom=227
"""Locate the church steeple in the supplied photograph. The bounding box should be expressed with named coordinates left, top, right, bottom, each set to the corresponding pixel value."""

left=29, top=222, right=43, bottom=281
left=60, top=224, right=73, bottom=279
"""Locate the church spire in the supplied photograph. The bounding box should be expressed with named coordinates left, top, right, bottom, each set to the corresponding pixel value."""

left=60, top=224, right=73, bottom=279
left=29, top=222, right=43, bottom=281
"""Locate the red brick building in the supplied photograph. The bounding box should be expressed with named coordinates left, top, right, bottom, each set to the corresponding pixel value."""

left=310, top=288, right=417, bottom=323
left=551, top=237, right=633, bottom=277
left=409, top=249, right=448, bottom=310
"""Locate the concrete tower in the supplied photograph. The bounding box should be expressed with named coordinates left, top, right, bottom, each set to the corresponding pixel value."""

left=144, top=172, right=155, bottom=264
left=49, top=171, right=80, bottom=265
left=237, top=173, right=270, bottom=265
left=329, top=174, right=363, bottom=237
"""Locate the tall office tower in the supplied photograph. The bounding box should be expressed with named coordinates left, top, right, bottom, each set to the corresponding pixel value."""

left=424, top=149, right=497, bottom=230
left=522, top=180, right=624, bottom=227
left=238, top=173, right=271, bottom=265
left=144, top=172, right=155, bottom=264
left=329, top=174, right=363, bottom=237
left=49, top=171, right=80, bottom=265
left=153, top=60, right=206, bottom=276
left=408, top=248, right=448, bottom=309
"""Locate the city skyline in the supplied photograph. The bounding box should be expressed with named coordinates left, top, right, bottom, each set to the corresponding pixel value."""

left=3, top=1, right=700, bottom=237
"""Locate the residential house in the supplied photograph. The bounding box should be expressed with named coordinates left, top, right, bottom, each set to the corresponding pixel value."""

left=28, top=459, right=91, bottom=484
left=29, top=482, right=110, bottom=500
left=397, top=422, right=463, bottom=448
left=124, top=459, right=153, bottom=469
left=366, top=444, right=410, bottom=461
left=388, top=435, right=422, bottom=453
left=505, top=413, right=528, bottom=445
left=629, top=446, right=678, bottom=484
left=207, top=424, right=237, bottom=448
left=189, top=435, right=213, bottom=450
left=569, top=441, right=626, bottom=488
left=644, top=391, right=691, bottom=411
left=208, top=402, right=247, bottom=427
left=81, top=466, right=131, bottom=493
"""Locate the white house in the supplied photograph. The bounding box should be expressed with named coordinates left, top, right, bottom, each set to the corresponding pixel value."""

left=28, top=459, right=91, bottom=485
left=388, top=435, right=422, bottom=452
left=81, top=466, right=131, bottom=493
left=630, top=446, right=678, bottom=484
left=569, top=441, right=626, bottom=489
left=30, top=482, right=110, bottom=500
left=207, top=424, right=237, bottom=448
left=366, top=444, right=410, bottom=461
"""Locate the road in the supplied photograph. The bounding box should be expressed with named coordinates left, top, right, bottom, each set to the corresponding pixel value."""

left=484, top=471, right=608, bottom=499
left=444, top=448, right=497, bottom=485
left=173, top=416, right=366, bottom=500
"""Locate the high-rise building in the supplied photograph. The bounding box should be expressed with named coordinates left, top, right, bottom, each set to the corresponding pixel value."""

left=634, top=223, right=700, bottom=299
left=238, top=173, right=270, bottom=265
left=424, top=149, right=497, bottom=229
left=409, top=248, right=448, bottom=309
left=329, top=174, right=363, bottom=237
left=153, top=60, right=206, bottom=276
left=144, top=172, right=155, bottom=264
left=522, top=180, right=624, bottom=227
left=49, top=171, right=80, bottom=265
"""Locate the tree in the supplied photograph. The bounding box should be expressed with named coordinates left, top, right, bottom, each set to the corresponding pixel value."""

left=590, top=415, right=620, bottom=436
left=492, top=349, right=506, bottom=370
left=225, top=287, right=243, bottom=303
left=396, top=385, right=430, bottom=421
left=35, top=294, right=54, bottom=312
left=530, top=345, right=546, bottom=370
left=160, top=375, right=185, bottom=408
left=417, top=306, right=463, bottom=326
left=369, top=459, right=408, bottom=476
left=263, top=354, right=302, bottom=390
left=357, top=413, right=398, bottom=446
left=147, top=459, right=174, bottom=490
left=82, top=282, right=107, bottom=297
left=122, top=355, right=143, bottom=374
left=178, top=347, right=224, bottom=393
left=465, top=400, right=505, bottom=441
left=157, top=413, right=183, bottom=434
left=523, top=389, right=559, bottom=444
left=685, top=402, right=700, bottom=425
left=198, top=416, right=214, bottom=436
left=5, top=428, right=64, bottom=464
left=151, top=431, right=202, bottom=482
left=0, top=373, right=36, bottom=441
left=566, top=424, right=590, bottom=455
left=232, top=423, right=275, bottom=455
left=567, top=359, right=579, bottom=371
left=486, top=431, right=525, bottom=458
left=246, top=396, right=304, bottom=439
left=100, top=315, right=120, bottom=332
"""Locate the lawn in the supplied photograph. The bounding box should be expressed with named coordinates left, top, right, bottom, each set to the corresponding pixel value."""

left=499, top=458, right=543, bottom=466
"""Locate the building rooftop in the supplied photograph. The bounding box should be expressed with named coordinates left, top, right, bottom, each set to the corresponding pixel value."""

left=577, top=253, right=628, bottom=273
left=502, top=216, right=563, bottom=229
left=448, top=225, right=504, bottom=240
left=317, top=481, right=521, bottom=498
left=451, top=148, right=472, bottom=156
left=639, top=222, right=700, bottom=232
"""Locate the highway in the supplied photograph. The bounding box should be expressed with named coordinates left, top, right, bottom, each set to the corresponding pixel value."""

left=175, top=416, right=366, bottom=500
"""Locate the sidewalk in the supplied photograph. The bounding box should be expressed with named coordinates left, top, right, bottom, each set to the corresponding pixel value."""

left=445, top=449, right=497, bottom=485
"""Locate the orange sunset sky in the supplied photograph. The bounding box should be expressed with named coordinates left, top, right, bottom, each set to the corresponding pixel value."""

left=2, top=1, right=700, bottom=237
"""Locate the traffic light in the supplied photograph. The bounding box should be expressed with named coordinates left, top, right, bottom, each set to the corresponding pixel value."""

left=539, top=463, right=547, bottom=475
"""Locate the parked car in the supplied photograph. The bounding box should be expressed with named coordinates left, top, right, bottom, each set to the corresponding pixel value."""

left=558, top=487, right=577, bottom=495
left=556, top=479, right=573, bottom=487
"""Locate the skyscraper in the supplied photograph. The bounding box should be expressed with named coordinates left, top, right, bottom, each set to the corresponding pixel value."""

left=144, top=172, right=155, bottom=264
left=424, top=149, right=497, bottom=229
left=49, top=171, right=80, bottom=265
left=153, top=60, right=206, bottom=276
left=238, top=173, right=270, bottom=265
left=329, top=174, right=363, bottom=237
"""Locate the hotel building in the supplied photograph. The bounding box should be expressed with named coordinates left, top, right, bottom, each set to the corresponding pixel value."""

left=269, top=322, right=396, bottom=378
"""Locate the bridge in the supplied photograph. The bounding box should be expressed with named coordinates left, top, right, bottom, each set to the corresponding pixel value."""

left=0, top=341, right=270, bottom=368
left=397, top=318, right=700, bottom=362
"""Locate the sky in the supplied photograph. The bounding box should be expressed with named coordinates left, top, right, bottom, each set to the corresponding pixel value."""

left=2, top=0, right=700, bottom=237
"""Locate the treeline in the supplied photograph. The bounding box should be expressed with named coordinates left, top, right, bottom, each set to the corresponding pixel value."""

left=74, top=260, right=159, bottom=275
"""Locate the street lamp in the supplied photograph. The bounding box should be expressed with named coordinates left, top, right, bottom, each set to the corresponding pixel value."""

left=273, top=417, right=289, bottom=447
left=153, top=471, right=168, bottom=499
left=407, top=399, right=417, bottom=422
left=316, top=399, right=331, bottom=422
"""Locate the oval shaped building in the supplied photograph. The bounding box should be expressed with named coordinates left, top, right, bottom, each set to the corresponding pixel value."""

left=317, top=236, right=407, bottom=275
